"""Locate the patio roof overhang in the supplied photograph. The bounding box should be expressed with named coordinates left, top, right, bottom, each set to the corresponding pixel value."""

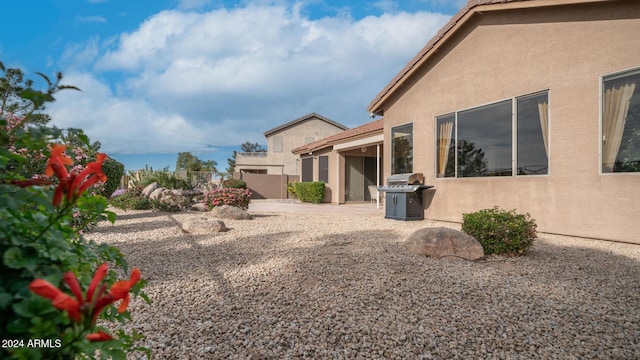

left=333, top=134, right=384, bottom=152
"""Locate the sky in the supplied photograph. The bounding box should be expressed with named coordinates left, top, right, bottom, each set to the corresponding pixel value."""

left=0, top=0, right=465, bottom=171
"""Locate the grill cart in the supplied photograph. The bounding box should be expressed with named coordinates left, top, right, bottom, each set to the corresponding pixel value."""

left=378, top=173, right=433, bottom=220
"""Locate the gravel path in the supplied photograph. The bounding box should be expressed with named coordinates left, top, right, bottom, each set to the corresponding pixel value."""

left=86, top=208, right=640, bottom=359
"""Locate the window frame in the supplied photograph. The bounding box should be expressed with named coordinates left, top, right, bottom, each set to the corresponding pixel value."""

left=599, top=66, right=640, bottom=175
left=391, top=122, right=413, bottom=175
left=318, top=155, right=329, bottom=183
left=435, top=90, right=550, bottom=179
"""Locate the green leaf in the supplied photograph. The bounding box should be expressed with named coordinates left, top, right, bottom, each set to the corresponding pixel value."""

left=3, top=246, right=26, bottom=269
left=0, top=291, right=14, bottom=309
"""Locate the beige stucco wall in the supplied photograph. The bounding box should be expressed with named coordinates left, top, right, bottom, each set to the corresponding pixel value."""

left=380, top=1, right=640, bottom=243
left=236, top=117, right=345, bottom=175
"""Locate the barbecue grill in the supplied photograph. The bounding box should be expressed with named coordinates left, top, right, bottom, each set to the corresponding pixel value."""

left=378, top=173, right=433, bottom=220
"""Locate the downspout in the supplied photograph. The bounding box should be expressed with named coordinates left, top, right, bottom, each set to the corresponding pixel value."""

left=336, top=151, right=340, bottom=205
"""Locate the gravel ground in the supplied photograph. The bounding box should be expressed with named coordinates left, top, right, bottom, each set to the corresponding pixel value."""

left=86, top=208, right=640, bottom=359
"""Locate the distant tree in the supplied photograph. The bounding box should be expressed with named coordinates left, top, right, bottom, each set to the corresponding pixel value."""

left=0, top=62, right=75, bottom=126
left=225, top=141, right=266, bottom=177
left=176, top=151, right=218, bottom=173
left=457, top=139, right=488, bottom=177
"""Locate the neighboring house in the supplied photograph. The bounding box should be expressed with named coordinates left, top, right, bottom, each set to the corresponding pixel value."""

left=292, top=119, right=384, bottom=203
left=235, top=113, right=348, bottom=176
left=367, top=0, right=640, bottom=243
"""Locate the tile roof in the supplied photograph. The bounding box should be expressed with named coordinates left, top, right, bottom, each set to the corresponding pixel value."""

left=367, top=0, right=612, bottom=113
left=263, top=112, right=348, bottom=137
left=292, top=118, right=384, bottom=154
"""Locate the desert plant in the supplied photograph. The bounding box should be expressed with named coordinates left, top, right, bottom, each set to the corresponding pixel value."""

left=462, top=207, right=537, bottom=255
left=294, top=181, right=325, bottom=204
left=142, top=169, right=195, bottom=190
left=203, top=187, right=252, bottom=210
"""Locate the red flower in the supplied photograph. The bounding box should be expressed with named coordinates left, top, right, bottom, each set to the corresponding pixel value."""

left=85, top=330, right=113, bottom=342
left=44, top=144, right=73, bottom=179
left=29, top=279, right=81, bottom=322
left=69, top=153, right=107, bottom=201
left=29, top=264, right=141, bottom=332
left=41, top=144, right=108, bottom=206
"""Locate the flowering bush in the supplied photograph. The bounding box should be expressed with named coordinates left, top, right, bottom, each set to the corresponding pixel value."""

left=1, top=64, right=149, bottom=359
left=203, top=187, right=252, bottom=210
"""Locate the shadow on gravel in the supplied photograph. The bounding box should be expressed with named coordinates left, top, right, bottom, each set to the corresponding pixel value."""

left=99, top=215, right=640, bottom=359
left=109, top=210, right=173, bottom=221
left=89, top=218, right=179, bottom=234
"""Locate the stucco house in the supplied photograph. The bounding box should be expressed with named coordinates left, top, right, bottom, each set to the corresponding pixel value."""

left=367, top=0, right=640, bottom=243
left=292, top=119, right=384, bottom=203
left=235, top=113, right=347, bottom=176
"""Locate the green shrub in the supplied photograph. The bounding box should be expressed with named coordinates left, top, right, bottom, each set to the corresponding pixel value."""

left=221, top=178, right=247, bottom=189
left=462, top=207, right=537, bottom=255
left=294, top=181, right=325, bottom=204
left=287, top=181, right=296, bottom=196
left=109, top=186, right=152, bottom=210
left=100, top=157, right=125, bottom=197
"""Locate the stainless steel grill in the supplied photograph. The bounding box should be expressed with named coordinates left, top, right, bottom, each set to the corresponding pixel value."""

left=378, top=173, right=433, bottom=220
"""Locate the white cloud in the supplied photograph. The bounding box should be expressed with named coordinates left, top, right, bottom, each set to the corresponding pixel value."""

left=50, top=2, right=450, bottom=154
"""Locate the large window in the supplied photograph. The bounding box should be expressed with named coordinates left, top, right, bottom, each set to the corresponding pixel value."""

left=602, top=68, right=640, bottom=173
left=517, top=92, right=549, bottom=175
left=436, top=91, right=549, bottom=178
left=392, top=123, right=413, bottom=174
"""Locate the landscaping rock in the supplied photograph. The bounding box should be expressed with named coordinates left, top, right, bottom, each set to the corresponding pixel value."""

left=191, top=203, right=208, bottom=212
left=404, top=227, right=484, bottom=260
left=209, top=205, right=253, bottom=220
left=142, top=182, right=159, bottom=197
left=181, top=217, right=227, bottom=235
left=149, top=187, right=165, bottom=200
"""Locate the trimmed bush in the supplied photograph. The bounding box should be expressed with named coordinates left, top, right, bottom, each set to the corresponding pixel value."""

left=294, top=181, right=325, bottom=204
left=221, top=178, right=247, bottom=189
left=203, top=188, right=252, bottom=210
left=462, top=207, right=537, bottom=255
left=100, top=157, right=125, bottom=198
left=109, top=185, right=152, bottom=210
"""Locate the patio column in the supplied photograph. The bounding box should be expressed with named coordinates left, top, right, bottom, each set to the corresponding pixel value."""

left=376, top=143, right=380, bottom=209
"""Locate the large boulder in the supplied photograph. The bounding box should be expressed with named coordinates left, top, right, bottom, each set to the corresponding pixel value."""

left=209, top=205, right=253, bottom=220
left=149, top=187, right=165, bottom=200
left=182, top=218, right=227, bottom=235
left=404, top=227, right=484, bottom=260
left=142, top=182, right=159, bottom=197
left=191, top=203, right=208, bottom=212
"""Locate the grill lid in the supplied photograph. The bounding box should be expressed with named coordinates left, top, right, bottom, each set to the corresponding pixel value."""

left=378, top=184, right=432, bottom=193
left=386, top=173, right=425, bottom=185
left=378, top=173, right=432, bottom=192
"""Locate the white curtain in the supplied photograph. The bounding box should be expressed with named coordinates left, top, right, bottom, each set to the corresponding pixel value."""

left=603, top=80, right=636, bottom=171
left=537, top=100, right=549, bottom=157
left=437, top=120, right=454, bottom=177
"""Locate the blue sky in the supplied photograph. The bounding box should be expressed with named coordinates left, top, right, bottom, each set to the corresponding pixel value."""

left=0, top=0, right=465, bottom=171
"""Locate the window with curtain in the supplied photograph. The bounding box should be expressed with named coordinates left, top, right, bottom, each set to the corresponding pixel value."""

left=391, top=123, right=413, bottom=174
left=602, top=69, right=640, bottom=173
left=318, top=156, right=328, bottom=183
left=436, top=114, right=455, bottom=177
left=435, top=90, right=549, bottom=178
left=517, top=92, right=549, bottom=175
